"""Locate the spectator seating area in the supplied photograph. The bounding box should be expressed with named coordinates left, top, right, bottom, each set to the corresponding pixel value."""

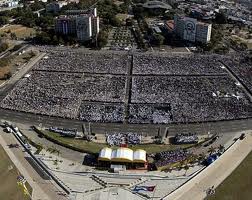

left=106, top=132, right=141, bottom=146
left=1, top=47, right=251, bottom=124
left=222, top=54, right=252, bottom=94
left=154, top=149, right=191, bottom=168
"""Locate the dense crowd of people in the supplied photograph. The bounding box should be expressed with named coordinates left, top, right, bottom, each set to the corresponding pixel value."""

left=133, top=54, right=227, bottom=75
left=174, top=133, right=199, bottom=144
left=128, top=104, right=172, bottom=124
left=131, top=75, right=252, bottom=123
left=222, top=55, right=252, bottom=94
left=154, top=149, right=191, bottom=167
left=106, top=132, right=141, bottom=146
left=1, top=48, right=251, bottom=124
left=0, top=71, right=126, bottom=119
left=79, top=103, right=124, bottom=123
left=33, top=49, right=129, bottom=75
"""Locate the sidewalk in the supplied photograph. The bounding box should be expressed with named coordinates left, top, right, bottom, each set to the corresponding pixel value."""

left=0, top=133, right=51, bottom=200
left=165, top=131, right=252, bottom=200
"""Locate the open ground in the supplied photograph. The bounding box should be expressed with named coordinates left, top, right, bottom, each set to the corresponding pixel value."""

left=0, top=145, right=31, bottom=200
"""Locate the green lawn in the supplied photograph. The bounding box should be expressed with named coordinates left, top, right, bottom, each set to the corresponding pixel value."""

left=207, top=151, right=252, bottom=200
left=0, top=145, right=32, bottom=200
left=40, top=130, right=192, bottom=154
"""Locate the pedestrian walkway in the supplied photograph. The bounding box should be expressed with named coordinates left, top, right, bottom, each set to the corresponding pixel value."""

left=0, top=129, right=68, bottom=200
left=164, top=131, right=252, bottom=200
left=0, top=133, right=51, bottom=199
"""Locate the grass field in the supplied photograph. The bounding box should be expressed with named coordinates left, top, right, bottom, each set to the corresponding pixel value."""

left=41, top=130, right=192, bottom=154
left=0, top=145, right=32, bottom=200
left=207, top=151, right=252, bottom=200
left=0, top=25, right=35, bottom=39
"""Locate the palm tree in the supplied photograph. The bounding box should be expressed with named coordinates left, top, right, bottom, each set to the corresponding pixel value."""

left=218, top=145, right=225, bottom=154
left=208, top=146, right=215, bottom=155
left=184, top=164, right=189, bottom=176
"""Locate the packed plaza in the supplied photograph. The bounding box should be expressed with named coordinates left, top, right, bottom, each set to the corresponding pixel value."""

left=1, top=47, right=252, bottom=125
left=154, top=149, right=192, bottom=168
left=106, top=132, right=141, bottom=146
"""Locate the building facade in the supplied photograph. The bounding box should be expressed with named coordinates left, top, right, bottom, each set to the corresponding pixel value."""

left=76, top=15, right=92, bottom=41
left=54, top=8, right=99, bottom=41
left=196, top=22, right=212, bottom=43
left=55, top=16, right=76, bottom=35
left=174, top=15, right=212, bottom=43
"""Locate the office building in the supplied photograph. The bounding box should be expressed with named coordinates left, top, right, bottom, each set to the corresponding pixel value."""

left=196, top=22, right=212, bottom=44
left=55, top=16, right=76, bottom=35
left=54, top=8, right=99, bottom=41
left=174, top=15, right=212, bottom=43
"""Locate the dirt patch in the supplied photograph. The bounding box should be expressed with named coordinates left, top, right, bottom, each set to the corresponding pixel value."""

left=0, top=145, right=32, bottom=200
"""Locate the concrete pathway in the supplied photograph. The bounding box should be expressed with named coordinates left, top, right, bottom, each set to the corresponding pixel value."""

left=0, top=129, right=68, bottom=200
left=164, top=131, right=252, bottom=200
left=0, top=133, right=51, bottom=199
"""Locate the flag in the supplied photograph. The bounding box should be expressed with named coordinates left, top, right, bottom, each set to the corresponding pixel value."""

left=133, top=186, right=156, bottom=192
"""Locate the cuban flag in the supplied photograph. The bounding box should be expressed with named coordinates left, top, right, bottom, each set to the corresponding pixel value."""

left=133, top=186, right=156, bottom=192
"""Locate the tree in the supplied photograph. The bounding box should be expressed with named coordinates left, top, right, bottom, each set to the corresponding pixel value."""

left=218, top=145, right=225, bottom=154
left=184, top=8, right=190, bottom=15
left=152, top=34, right=165, bottom=46
left=184, top=164, right=189, bottom=176
left=110, top=16, right=122, bottom=27
left=4, top=71, right=12, bottom=80
left=0, top=16, right=8, bottom=26
left=10, top=32, right=17, bottom=40
left=215, top=12, right=227, bottom=24
left=208, top=146, right=215, bottom=155
left=97, top=30, right=108, bottom=48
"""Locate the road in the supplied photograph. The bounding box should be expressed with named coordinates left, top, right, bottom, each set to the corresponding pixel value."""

left=164, top=131, right=252, bottom=200
left=0, top=128, right=68, bottom=200
left=1, top=108, right=252, bottom=137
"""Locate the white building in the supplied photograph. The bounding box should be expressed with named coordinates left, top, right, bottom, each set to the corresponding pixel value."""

left=76, top=15, right=92, bottom=41
left=174, top=15, right=212, bottom=43
left=0, top=0, right=19, bottom=7
left=196, top=22, right=212, bottom=43
left=55, top=7, right=100, bottom=41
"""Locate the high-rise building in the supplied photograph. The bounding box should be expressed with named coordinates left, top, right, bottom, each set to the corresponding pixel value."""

left=54, top=8, right=99, bottom=41
left=76, top=15, right=92, bottom=41
left=196, top=22, right=212, bottom=44
left=174, top=15, right=212, bottom=44
left=55, top=16, right=76, bottom=35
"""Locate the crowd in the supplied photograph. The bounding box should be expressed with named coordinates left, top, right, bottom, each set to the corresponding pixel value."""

left=133, top=54, right=227, bottom=75
left=1, top=47, right=251, bottom=124
left=0, top=71, right=126, bottom=119
left=33, top=49, right=129, bottom=75
left=106, top=132, right=141, bottom=146
left=79, top=103, right=124, bottom=123
left=128, top=104, right=173, bottom=124
left=154, top=149, right=191, bottom=167
left=222, top=55, right=252, bottom=94
left=174, top=133, right=199, bottom=144
left=49, top=127, right=77, bottom=137
left=131, top=75, right=252, bottom=123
